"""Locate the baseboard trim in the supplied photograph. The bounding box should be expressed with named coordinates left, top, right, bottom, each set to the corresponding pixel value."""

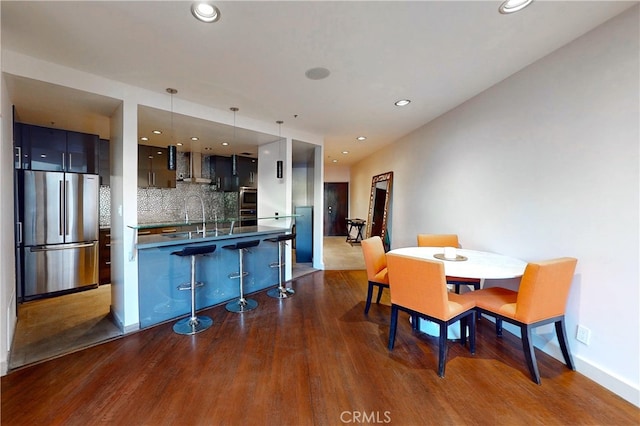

left=498, top=321, right=640, bottom=407
left=110, top=305, right=139, bottom=335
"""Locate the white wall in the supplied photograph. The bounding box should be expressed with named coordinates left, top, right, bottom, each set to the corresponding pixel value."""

left=0, top=34, right=18, bottom=375
left=324, top=165, right=350, bottom=183
left=352, top=7, right=639, bottom=405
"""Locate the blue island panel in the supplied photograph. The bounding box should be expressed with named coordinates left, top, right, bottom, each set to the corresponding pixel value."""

left=138, top=233, right=282, bottom=328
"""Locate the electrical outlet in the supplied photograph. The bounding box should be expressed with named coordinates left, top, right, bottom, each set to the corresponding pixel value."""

left=576, top=324, right=591, bottom=345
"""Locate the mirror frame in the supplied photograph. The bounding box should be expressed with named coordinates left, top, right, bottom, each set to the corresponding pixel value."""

left=366, top=171, right=393, bottom=245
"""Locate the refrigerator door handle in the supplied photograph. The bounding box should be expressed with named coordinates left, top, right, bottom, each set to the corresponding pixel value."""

left=68, top=153, right=73, bottom=170
left=65, top=179, right=70, bottom=236
left=59, top=180, right=64, bottom=236
left=30, top=242, right=97, bottom=252
left=62, top=153, right=66, bottom=170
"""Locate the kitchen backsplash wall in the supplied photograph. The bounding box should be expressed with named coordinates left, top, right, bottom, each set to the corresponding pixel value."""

left=99, top=184, right=238, bottom=227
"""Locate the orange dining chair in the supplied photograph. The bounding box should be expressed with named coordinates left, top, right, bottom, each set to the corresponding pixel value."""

left=386, top=253, right=476, bottom=377
left=416, top=234, right=481, bottom=294
left=361, top=236, right=389, bottom=314
left=466, top=257, right=578, bottom=384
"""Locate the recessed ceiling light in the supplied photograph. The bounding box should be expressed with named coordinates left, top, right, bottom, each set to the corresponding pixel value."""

left=305, top=67, right=331, bottom=80
left=191, top=137, right=199, bottom=141
left=342, top=151, right=349, bottom=155
left=176, top=142, right=183, bottom=146
left=140, top=137, right=149, bottom=141
left=152, top=130, right=162, bottom=134
left=356, top=136, right=367, bottom=141
left=332, top=159, right=338, bottom=163
left=221, top=142, right=229, bottom=146
left=499, top=0, right=534, bottom=14
left=191, top=2, right=221, bottom=23
left=157, top=151, right=163, bottom=155
left=394, top=99, right=411, bottom=107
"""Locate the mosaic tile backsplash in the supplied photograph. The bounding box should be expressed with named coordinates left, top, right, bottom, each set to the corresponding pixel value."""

left=99, top=184, right=239, bottom=227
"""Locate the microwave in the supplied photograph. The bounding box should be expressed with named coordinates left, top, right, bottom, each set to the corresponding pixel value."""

left=239, top=186, right=257, bottom=209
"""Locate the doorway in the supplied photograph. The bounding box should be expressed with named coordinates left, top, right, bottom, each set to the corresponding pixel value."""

left=324, top=182, right=348, bottom=236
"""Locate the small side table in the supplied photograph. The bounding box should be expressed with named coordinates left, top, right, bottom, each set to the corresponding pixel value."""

left=346, top=218, right=366, bottom=244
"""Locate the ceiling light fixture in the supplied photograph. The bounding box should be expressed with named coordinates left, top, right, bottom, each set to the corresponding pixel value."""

left=394, top=99, right=411, bottom=107
left=499, top=0, right=534, bottom=14
left=191, top=2, right=221, bottom=23
left=153, top=130, right=162, bottom=134
left=356, top=136, right=367, bottom=141
left=141, top=137, right=149, bottom=141
left=191, top=137, right=199, bottom=141
left=166, top=88, right=178, bottom=171
left=342, top=151, right=349, bottom=155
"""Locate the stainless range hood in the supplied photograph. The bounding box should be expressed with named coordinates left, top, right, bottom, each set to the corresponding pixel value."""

left=186, top=151, right=211, bottom=184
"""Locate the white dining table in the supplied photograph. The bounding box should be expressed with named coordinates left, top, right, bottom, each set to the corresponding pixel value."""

left=387, top=247, right=527, bottom=282
left=386, top=246, right=528, bottom=338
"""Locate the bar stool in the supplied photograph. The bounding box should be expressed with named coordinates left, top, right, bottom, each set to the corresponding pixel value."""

left=264, top=233, right=296, bottom=299
left=170, top=244, right=217, bottom=335
left=223, top=239, right=260, bottom=313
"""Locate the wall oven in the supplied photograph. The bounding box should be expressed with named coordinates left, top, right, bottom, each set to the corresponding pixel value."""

left=239, top=187, right=257, bottom=226
left=239, top=186, right=257, bottom=209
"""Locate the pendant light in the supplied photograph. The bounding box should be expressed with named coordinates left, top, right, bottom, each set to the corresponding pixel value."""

left=166, top=88, right=177, bottom=171
left=230, top=107, right=239, bottom=176
left=276, top=120, right=284, bottom=179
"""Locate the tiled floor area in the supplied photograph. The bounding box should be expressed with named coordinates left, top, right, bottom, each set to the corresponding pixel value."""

left=9, top=236, right=365, bottom=370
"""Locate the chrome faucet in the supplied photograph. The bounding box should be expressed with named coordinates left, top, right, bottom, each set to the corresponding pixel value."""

left=184, top=194, right=206, bottom=237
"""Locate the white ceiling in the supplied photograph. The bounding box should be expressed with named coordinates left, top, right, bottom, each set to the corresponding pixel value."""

left=2, top=1, right=635, bottom=166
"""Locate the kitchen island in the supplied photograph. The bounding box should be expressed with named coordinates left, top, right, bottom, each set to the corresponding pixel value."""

left=133, top=223, right=289, bottom=328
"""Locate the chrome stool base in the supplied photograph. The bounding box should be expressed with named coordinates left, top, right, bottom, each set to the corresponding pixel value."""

left=223, top=239, right=261, bottom=314
left=267, top=287, right=295, bottom=299
left=173, top=315, right=213, bottom=335
left=226, top=298, right=258, bottom=313
left=264, top=233, right=297, bottom=300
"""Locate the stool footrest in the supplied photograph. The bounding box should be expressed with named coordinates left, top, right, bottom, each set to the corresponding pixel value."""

left=177, top=281, right=205, bottom=291
left=228, top=271, right=249, bottom=280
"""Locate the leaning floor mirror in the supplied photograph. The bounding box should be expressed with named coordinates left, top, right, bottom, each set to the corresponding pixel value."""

left=366, top=171, right=393, bottom=249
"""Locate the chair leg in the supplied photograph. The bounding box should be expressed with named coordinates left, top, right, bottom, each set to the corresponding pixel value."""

left=364, top=282, right=374, bottom=314
left=468, top=311, right=476, bottom=355
left=555, top=319, right=576, bottom=371
left=388, top=305, right=399, bottom=350
left=375, top=286, right=384, bottom=304
left=454, top=284, right=461, bottom=294
left=438, top=322, right=448, bottom=377
left=496, top=318, right=503, bottom=336
left=521, top=324, right=541, bottom=384
left=459, top=317, right=467, bottom=346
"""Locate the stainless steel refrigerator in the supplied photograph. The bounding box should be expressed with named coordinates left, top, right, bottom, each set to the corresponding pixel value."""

left=19, top=170, right=99, bottom=299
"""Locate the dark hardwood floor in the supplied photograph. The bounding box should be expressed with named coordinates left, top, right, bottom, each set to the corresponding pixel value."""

left=2, top=270, right=638, bottom=425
